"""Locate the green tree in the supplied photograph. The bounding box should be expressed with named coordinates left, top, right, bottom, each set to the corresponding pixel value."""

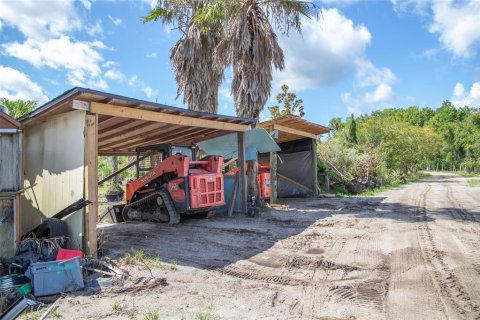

left=268, top=84, right=305, bottom=119
left=1, top=98, right=36, bottom=119
left=345, top=114, right=358, bottom=144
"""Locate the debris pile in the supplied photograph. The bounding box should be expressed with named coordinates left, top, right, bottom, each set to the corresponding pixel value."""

left=0, top=238, right=167, bottom=319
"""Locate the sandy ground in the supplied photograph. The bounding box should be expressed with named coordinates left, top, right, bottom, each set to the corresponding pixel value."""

left=53, top=173, right=480, bottom=319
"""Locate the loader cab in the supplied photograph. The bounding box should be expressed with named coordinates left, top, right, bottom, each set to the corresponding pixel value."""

left=135, top=144, right=197, bottom=178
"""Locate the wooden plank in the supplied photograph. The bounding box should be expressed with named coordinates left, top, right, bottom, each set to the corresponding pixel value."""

left=312, top=138, right=319, bottom=197
left=171, top=128, right=219, bottom=145
left=98, top=122, right=168, bottom=147
left=98, top=119, right=146, bottom=136
left=84, top=114, right=98, bottom=257
left=91, top=102, right=250, bottom=132
left=237, top=132, right=247, bottom=214
left=273, top=124, right=317, bottom=139
left=228, top=173, right=239, bottom=217
left=100, top=124, right=179, bottom=150
left=110, top=125, right=197, bottom=150
left=277, top=173, right=314, bottom=193
left=269, top=125, right=278, bottom=204
left=15, top=132, right=23, bottom=244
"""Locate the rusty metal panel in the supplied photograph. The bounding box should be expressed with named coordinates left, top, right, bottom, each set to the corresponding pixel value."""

left=21, top=110, right=86, bottom=249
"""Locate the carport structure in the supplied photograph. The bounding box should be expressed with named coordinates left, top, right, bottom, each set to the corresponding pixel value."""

left=259, top=115, right=330, bottom=203
left=20, top=87, right=254, bottom=256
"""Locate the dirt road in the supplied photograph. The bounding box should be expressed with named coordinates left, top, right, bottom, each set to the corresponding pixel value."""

left=55, top=173, right=480, bottom=319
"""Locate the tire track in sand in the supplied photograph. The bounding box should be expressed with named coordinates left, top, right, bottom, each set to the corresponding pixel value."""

left=415, top=183, right=480, bottom=319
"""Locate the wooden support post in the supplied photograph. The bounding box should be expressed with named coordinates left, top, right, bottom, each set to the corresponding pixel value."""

left=312, top=138, right=319, bottom=197
left=15, top=131, right=24, bottom=245
left=84, top=114, right=98, bottom=257
left=269, top=125, right=278, bottom=204
left=227, top=173, right=239, bottom=217
left=237, top=132, right=247, bottom=214
left=270, top=151, right=277, bottom=204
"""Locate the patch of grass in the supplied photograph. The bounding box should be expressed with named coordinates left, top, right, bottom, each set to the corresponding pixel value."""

left=195, top=303, right=213, bottom=320
left=442, top=170, right=478, bottom=177
left=125, top=249, right=163, bottom=268
left=20, top=309, right=43, bottom=320
left=196, top=309, right=213, bottom=320
left=143, top=310, right=160, bottom=320
left=51, top=308, right=62, bottom=318
left=169, top=259, right=178, bottom=271
left=468, top=179, right=480, bottom=187
left=112, top=301, right=124, bottom=312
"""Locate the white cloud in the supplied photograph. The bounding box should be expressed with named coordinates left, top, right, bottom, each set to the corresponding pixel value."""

left=363, top=83, right=394, bottom=104
left=104, top=69, right=125, bottom=81
left=451, top=82, right=480, bottom=107
left=0, top=0, right=117, bottom=91
left=0, top=0, right=82, bottom=41
left=78, top=0, right=92, bottom=10
left=0, top=66, right=48, bottom=103
left=102, top=60, right=117, bottom=68
left=2, top=36, right=111, bottom=90
left=3, top=36, right=105, bottom=76
left=429, top=0, right=480, bottom=58
left=355, top=60, right=396, bottom=88
left=146, top=52, right=157, bottom=58
left=392, top=0, right=480, bottom=58
left=108, top=15, right=123, bottom=26
left=127, top=75, right=159, bottom=100
left=274, top=9, right=371, bottom=90
left=341, top=64, right=396, bottom=115
left=143, top=86, right=158, bottom=99
left=86, top=20, right=103, bottom=37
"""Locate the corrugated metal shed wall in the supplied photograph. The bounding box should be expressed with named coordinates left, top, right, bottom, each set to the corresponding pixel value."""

left=22, top=110, right=86, bottom=249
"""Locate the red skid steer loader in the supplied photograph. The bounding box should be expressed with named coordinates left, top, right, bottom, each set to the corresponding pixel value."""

left=121, top=144, right=225, bottom=224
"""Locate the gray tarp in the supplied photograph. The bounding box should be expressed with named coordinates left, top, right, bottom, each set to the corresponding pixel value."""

left=259, top=137, right=314, bottom=198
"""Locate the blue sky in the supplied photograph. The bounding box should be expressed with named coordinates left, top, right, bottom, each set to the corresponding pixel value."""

left=0, top=0, right=479, bottom=126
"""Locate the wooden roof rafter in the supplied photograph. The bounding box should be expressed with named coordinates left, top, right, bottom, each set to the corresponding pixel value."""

left=259, top=114, right=331, bottom=144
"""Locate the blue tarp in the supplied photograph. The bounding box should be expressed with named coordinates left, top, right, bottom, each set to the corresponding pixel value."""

left=198, top=128, right=280, bottom=161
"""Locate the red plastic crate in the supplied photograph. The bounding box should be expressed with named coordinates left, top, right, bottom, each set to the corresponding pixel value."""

left=56, top=248, right=84, bottom=261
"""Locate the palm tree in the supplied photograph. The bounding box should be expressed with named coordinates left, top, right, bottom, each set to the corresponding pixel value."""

left=214, top=0, right=314, bottom=119
left=212, top=0, right=314, bottom=202
left=144, top=1, right=223, bottom=113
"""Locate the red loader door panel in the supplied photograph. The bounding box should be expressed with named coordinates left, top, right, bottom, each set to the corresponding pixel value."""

left=189, top=173, right=224, bottom=209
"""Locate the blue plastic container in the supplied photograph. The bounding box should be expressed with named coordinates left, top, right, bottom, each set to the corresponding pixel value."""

left=29, top=256, right=84, bottom=296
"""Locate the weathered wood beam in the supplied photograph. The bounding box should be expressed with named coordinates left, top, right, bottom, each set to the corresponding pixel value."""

left=100, top=123, right=177, bottom=150
left=84, top=114, right=98, bottom=257
left=115, top=126, right=199, bottom=150
left=237, top=132, right=247, bottom=214
left=98, top=122, right=169, bottom=147
left=90, top=102, right=250, bottom=132
left=272, top=124, right=317, bottom=139
left=312, top=138, right=319, bottom=197
left=277, top=173, right=314, bottom=193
